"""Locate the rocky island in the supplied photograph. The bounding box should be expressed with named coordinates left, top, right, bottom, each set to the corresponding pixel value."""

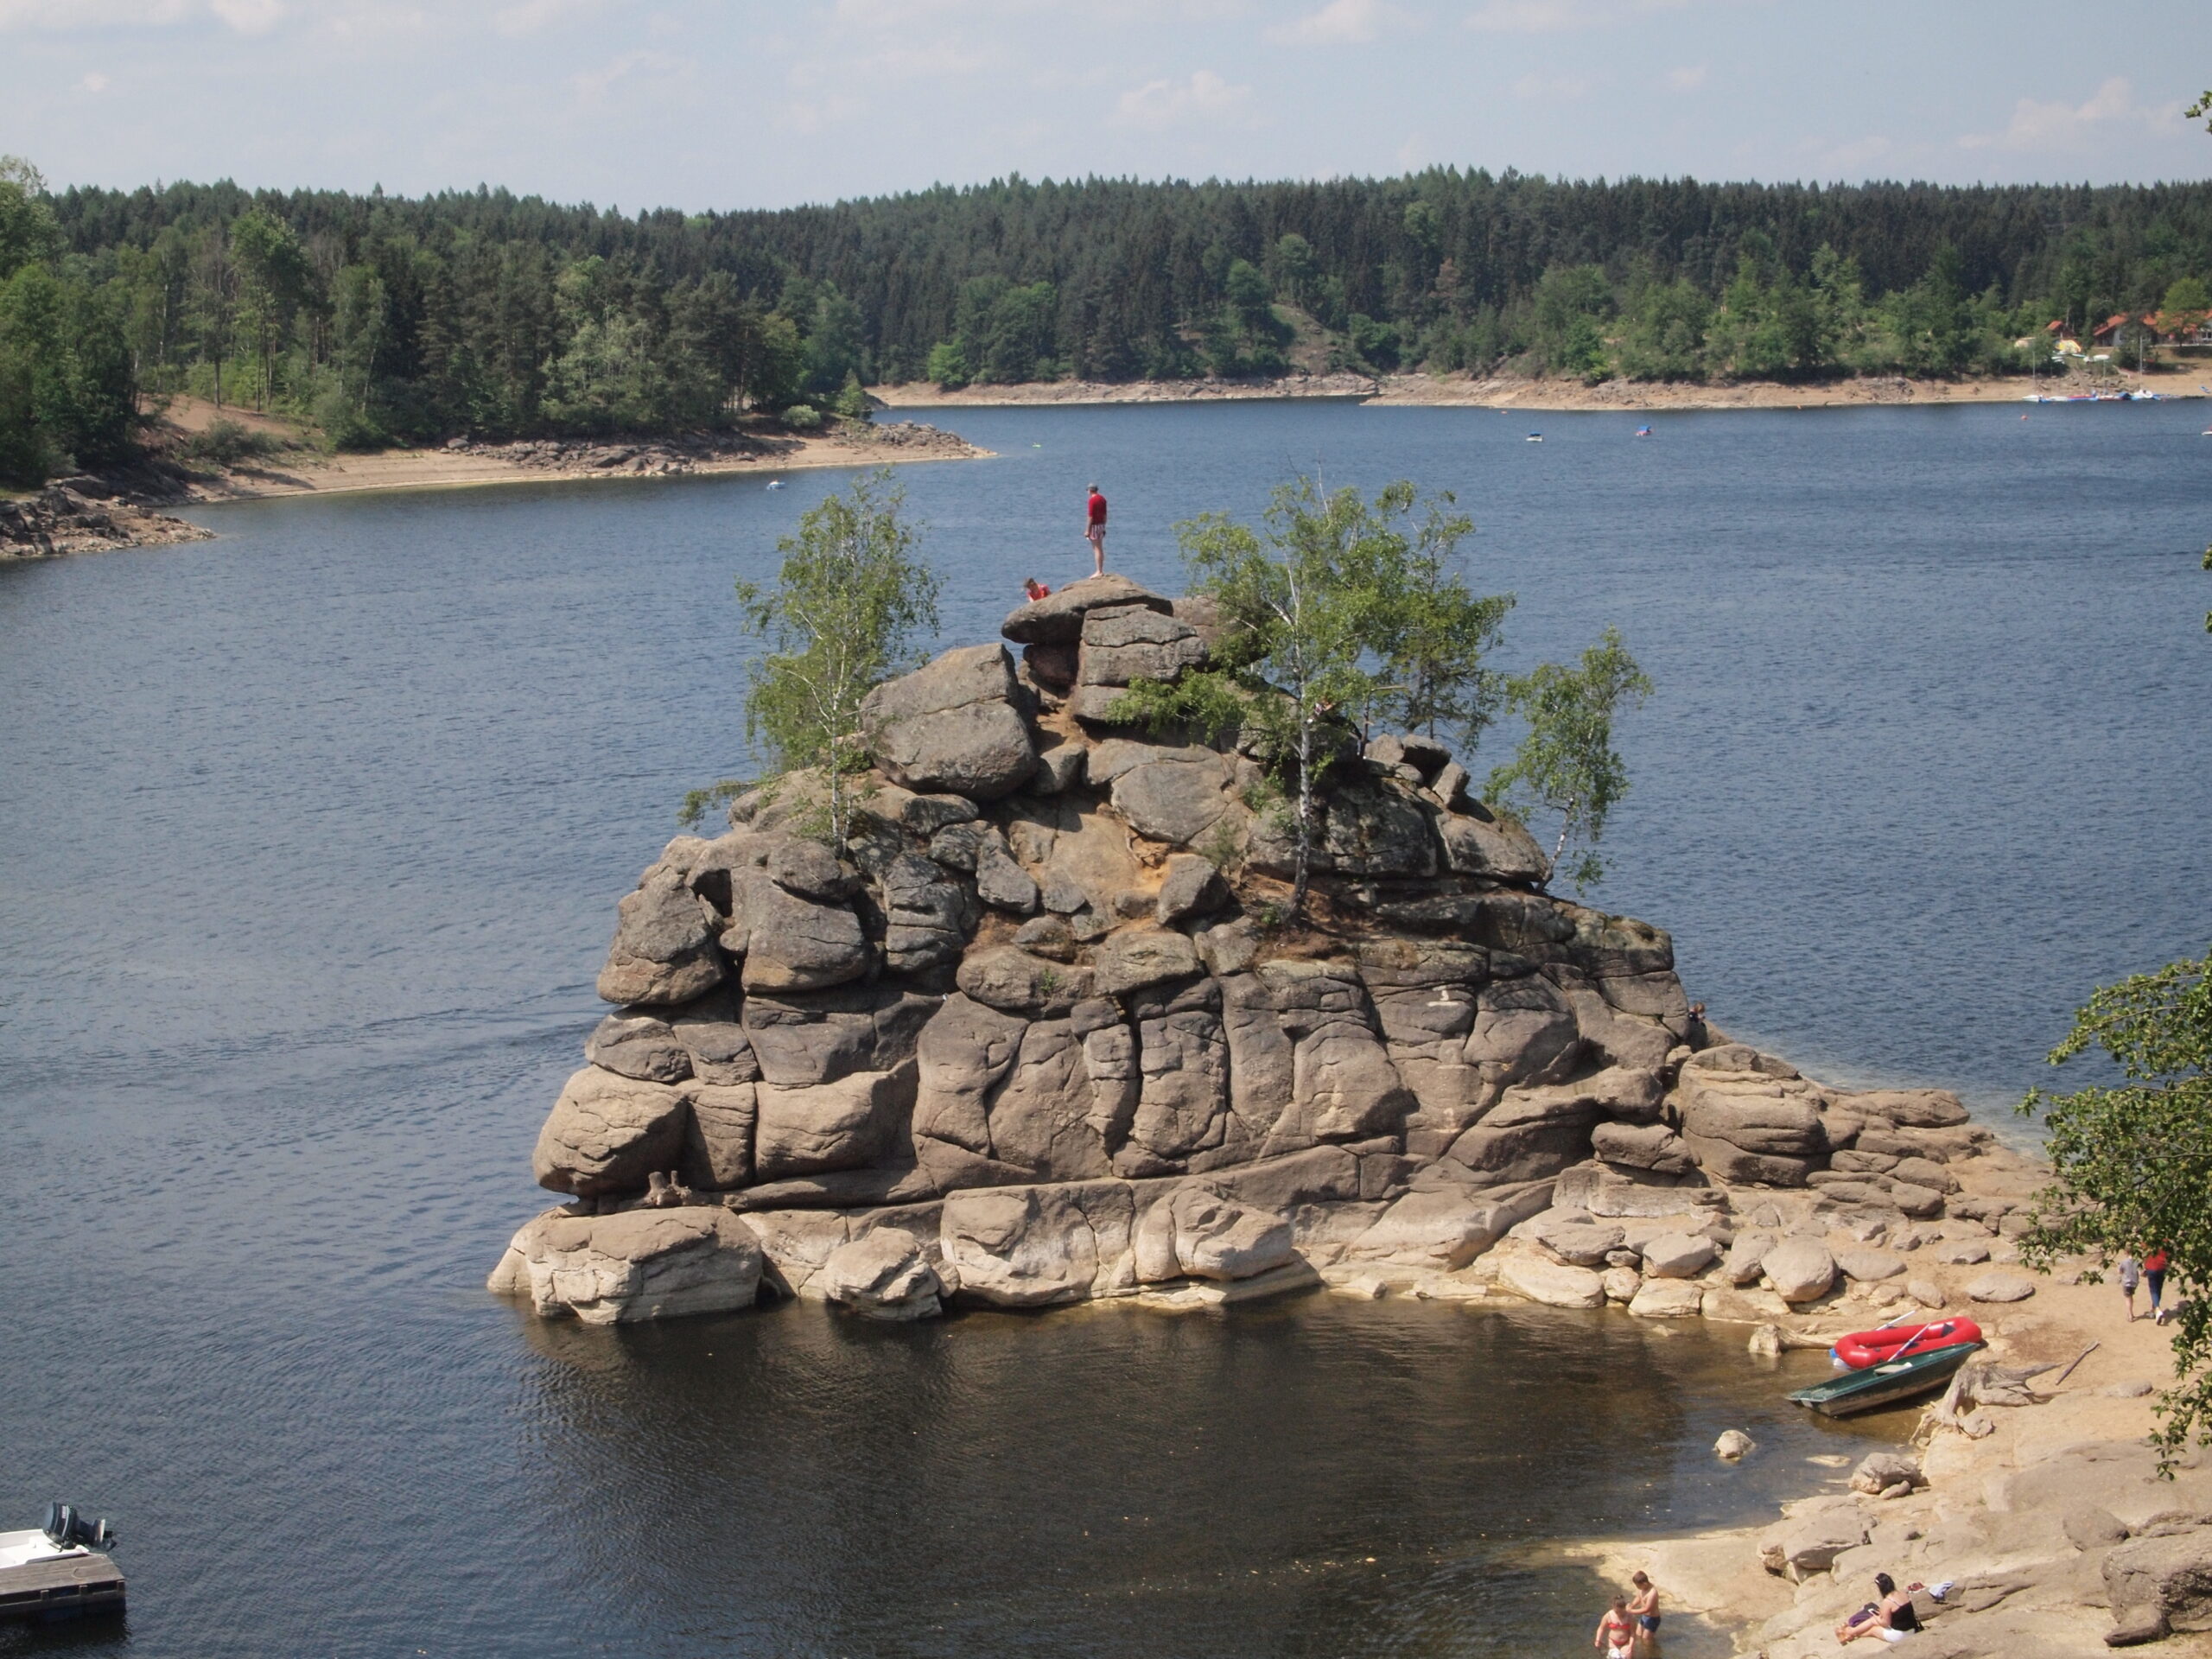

left=488, top=572, right=2033, bottom=1332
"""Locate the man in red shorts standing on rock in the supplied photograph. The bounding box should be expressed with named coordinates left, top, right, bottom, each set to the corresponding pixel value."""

left=1084, top=482, right=1108, bottom=576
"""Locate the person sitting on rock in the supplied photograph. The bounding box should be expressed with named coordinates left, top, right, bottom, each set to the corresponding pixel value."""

left=1023, top=576, right=1051, bottom=601
left=1595, top=1595, right=1637, bottom=1659
left=1834, top=1573, right=1920, bottom=1644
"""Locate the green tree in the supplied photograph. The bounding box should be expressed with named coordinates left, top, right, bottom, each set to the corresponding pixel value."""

left=1531, top=264, right=1612, bottom=380
left=1486, top=626, right=1652, bottom=891
left=229, top=204, right=311, bottom=410
left=0, top=156, right=61, bottom=282
left=728, top=470, right=941, bottom=847
left=925, top=339, right=970, bottom=390
left=2018, top=950, right=2212, bottom=1462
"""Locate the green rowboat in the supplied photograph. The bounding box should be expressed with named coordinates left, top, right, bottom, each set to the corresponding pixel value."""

left=1786, top=1341, right=1980, bottom=1418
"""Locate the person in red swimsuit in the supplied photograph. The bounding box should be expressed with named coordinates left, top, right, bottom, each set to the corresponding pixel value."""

left=1084, top=484, right=1108, bottom=576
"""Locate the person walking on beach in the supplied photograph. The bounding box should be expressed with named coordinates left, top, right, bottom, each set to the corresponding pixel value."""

left=2118, top=1249, right=2142, bottom=1321
left=1626, top=1571, right=1662, bottom=1655
left=1594, top=1595, right=1636, bottom=1659
left=2145, top=1247, right=2171, bottom=1325
left=1084, top=483, right=1108, bottom=576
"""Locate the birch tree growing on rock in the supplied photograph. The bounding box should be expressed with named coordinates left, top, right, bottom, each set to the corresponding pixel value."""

left=1486, top=626, right=1652, bottom=893
left=701, top=469, right=939, bottom=847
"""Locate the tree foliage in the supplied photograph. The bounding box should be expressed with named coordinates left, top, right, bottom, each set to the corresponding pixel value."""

left=1113, top=477, right=1598, bottom=917
left=2018, top=951, right=2212, bottom=1463
left=1485, top=627, right=1653, bottom=892
left=724, top=470, right=940, bottom=846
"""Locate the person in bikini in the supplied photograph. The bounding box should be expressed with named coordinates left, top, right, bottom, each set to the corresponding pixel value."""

left=1835, top=1573, right=1921, bottom=1644
left=1594, top=1594, right=1637, bottom=1659
left=1627, top=1570, right=1662, bottom=1654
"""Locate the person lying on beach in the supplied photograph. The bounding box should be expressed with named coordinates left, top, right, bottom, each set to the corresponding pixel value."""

left=1627, top=1571, right=1661, bottom=1653
left=1834, top=1573, right=1921, bottom=1644
left=1595, top=1596, right=1637, bottom=1659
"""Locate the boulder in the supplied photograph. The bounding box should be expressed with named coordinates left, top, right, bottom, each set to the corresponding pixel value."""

left=1850, top=1451, right=1923, bottom=1496
left=1154, top=853, right=1229, bottom=925
left=1077, top=604, right=1207, bottom=690
left=497, top=1206, right=763, bottom=1324
left=1497, top=1252, right=1606, bottom=1308
left=1641, top=1231, right=1719, bottom=1279
left=1092, top=928, right=1203, bottom=998
left=1907, top=1276, right=1948, bottom=1308
left=2106, top=1529, right=2212, bottom=1640
left=1138, top=1184, right=1296, bottom=1281
left=1720, top=1230, right=1776, bottom=1287
left=1760, top=1236, right=1837, bottom=1304
left=679, top=1082, right=758, bottom=1189
left=1602, top=1266, right=1642, bottom=1302
left=1533, top=1216, right=1626, bottom=1267
left=597, top=867, right=726, bottom=1007
left=740, top=983, right=938, bottom=1087
left=956, top=947, right=1093, bottom=1017
left=1001, top=574, right=1173, bottom=644
left=1967, top=1270, right=2038, bottom=1303
left=1350, top=1186, right=1523, bottom=1269
left=1437, top=802, right=1551, bottom=884
left=1714, top=1430, right=1758, bottom=1460
left=819, top=1228, right=944, bottom=1320
left=731, top=874, right=871, bottom=993
left=1628, top=1279, right=1706, bottom=1318
left=586, top=1012, right=694, bottom=1083
left=1763, top=1505, right=1868, bottom=1579
left=940, top=1183, right=1134, bottom=1306
left=1837, top=1247, right=1908, bottom=1282
left=861, top=643, right=1038, bottom=799
left=975, top=842, right=1040, bottom=914
left=1590, top=1120, right=1695, bottom=1175
left=1319, top=783, right=1437, bottom=877
left=753, top=1065, right=915, bottom=1180
left=874, top=852, right=976, bottom=974
left=533, top=1067, right=690, bottom=1196
left=1108, top=750, right=1232, bottom=847
left=670, top=997, right=760, bottom=1084
left=1847, top=1088, right=1972, bottom=1129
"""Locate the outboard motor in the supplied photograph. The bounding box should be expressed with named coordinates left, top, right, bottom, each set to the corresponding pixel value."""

left=41, top=1503, right=116, bottom=1551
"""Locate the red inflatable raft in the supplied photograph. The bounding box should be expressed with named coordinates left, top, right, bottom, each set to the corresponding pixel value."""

left=1833, top=1319, right=1983, bottom=1370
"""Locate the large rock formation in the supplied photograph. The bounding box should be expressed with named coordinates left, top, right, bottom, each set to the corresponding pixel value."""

left=493, top=574, right=2000, bottom=1324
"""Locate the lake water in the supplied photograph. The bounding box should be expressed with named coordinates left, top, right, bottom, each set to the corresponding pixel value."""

left=2, top=399, right=2205, bottom=1656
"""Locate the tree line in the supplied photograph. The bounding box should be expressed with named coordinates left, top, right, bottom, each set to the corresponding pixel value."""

left=10, top=158, right=2212, bottom=484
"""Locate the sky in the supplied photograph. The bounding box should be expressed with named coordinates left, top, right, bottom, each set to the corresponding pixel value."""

left=3, top=0, right=2208, bottom=211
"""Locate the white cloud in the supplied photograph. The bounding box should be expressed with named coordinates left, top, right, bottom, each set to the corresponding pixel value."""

left=80, top=70, right=111, bottom=90
left=1513, top=70, right=1592, bottom=102
left=0, top=0, right=189, bottom=26
left=1267, top=0, right=1407, bottom=46
left=1960, top=76, right=2175, bottom=153
left=495, top=0, right=598, bottom=35
left=569, top=48, right=686, bottom=106
left=1665, top=63, right=1706, bottom=92
left=1467, top=0, right=1589, bottom=31
left=210, top=0, right=285, bottom=31
left=1112, top=67, right=1255, bottom=129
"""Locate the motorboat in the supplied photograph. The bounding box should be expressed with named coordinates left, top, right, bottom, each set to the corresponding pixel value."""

left=0, top=1506, right=124, bottom=1624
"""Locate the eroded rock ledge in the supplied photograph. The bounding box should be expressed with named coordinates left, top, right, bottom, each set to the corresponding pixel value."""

left=490, top=575, right=2018, bottom=1326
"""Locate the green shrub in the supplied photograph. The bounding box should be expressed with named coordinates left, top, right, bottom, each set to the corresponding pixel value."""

left=781, top=404, right=822, bottom=430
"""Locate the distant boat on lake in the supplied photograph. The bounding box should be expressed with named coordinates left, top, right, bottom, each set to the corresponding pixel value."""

left=1634, top=425, right=1653, bottom=437
left=1525, top=432, right=1542, bottom=442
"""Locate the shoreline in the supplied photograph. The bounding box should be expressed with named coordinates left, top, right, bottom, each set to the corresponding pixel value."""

left=2, top=423, right=992, bottom=561
left=179, top=423, right=991, bottom=507
left=874, top=369, right=2201, bottom=413
left=1542, top=1178, right=2201, bottom=1656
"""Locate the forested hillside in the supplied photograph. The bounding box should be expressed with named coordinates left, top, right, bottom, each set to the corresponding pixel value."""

left=7, top=160, right=2212, bottom=486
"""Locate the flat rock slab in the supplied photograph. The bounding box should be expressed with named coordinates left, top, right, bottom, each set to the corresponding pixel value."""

left=1628, top=1279, right=1705, bottom=1318
left=1836, top=1247, right=1907, bottom=1282
left=1967, top=1270, right=2039, bottom=1303
left=1001, top=575, right=1173, bottom=644
left=1497, top=1253, right=1605, bottom=1309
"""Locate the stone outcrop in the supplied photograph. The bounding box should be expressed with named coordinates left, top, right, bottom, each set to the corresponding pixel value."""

left=493, top=575, right=2003, bottom=1325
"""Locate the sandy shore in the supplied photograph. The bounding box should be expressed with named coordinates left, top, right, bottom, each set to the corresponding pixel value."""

left=181, top=425, right=990, bottom=506
left=876, top=370, right=2199, bottom=413
left=1556, top=1172, right=2207, bottom=1657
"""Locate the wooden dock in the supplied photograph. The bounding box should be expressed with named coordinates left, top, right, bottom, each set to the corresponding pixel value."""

left=0, top=1553, right=125, bottom=1622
